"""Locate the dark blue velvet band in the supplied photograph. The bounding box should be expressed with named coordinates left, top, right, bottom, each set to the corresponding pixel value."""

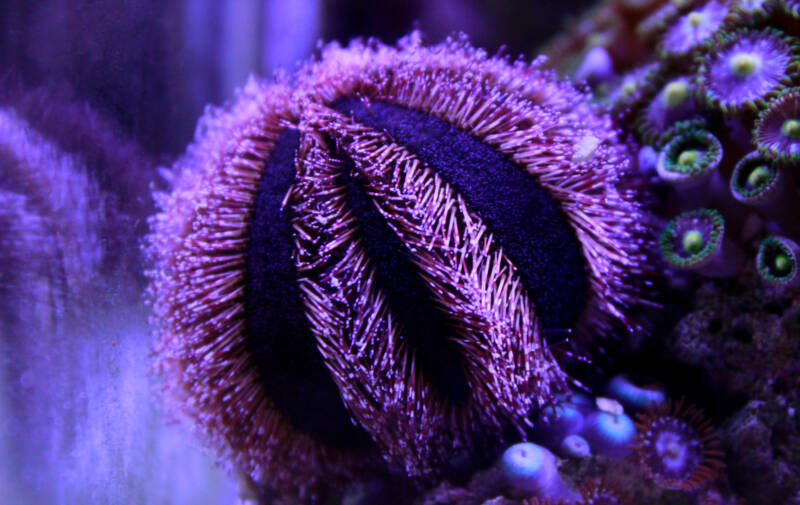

left=341, top=162, right=471, bottom=402
left=246, top=130, right=372, bottom=447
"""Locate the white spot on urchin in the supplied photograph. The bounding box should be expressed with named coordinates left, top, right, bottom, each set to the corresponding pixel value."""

left=572, top=134, right=601, bottom=162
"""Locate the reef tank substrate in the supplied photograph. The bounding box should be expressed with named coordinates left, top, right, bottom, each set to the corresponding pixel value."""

left=1, top=1, right=799, bottom=505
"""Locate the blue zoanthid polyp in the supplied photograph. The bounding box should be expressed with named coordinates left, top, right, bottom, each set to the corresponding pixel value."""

left=146, top=32, right=653, bottom=503
left=632, top=398, right=725, bottom=492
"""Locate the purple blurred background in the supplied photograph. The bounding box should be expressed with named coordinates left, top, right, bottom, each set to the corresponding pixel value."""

left=0, top=0, right=594, bottom=157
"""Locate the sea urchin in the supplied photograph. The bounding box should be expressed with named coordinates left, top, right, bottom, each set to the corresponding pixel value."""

left=146, top=33, right=652, bottom=502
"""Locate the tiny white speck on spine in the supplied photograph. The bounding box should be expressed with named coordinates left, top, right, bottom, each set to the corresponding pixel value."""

left=573, top=135, right=601, bottom=162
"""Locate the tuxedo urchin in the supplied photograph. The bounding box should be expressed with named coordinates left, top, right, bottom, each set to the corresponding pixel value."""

left=146, top=32, right=652, bottom=502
